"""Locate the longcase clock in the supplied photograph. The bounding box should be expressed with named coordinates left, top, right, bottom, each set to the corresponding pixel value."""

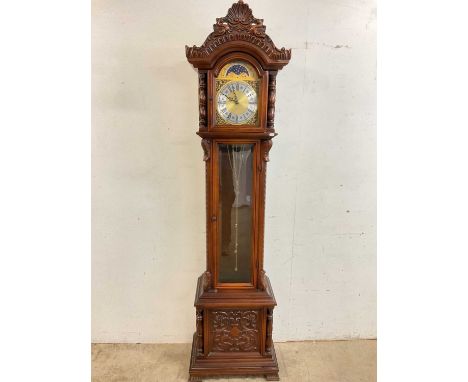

left=185, top=1, right=290, bottom=380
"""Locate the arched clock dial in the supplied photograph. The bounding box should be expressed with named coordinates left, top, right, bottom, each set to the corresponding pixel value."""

left=217, top=81, right=258, bottom=125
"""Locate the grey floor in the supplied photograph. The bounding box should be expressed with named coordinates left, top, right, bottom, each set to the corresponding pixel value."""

left=92, top=340, right=376, bottom=382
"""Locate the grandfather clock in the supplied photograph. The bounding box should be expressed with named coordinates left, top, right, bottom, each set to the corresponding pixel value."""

left=185, top=1, right=290, bottom=380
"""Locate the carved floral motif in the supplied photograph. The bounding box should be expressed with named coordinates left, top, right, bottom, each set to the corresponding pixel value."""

left=186, top=1, right=291, bottom=62
left=211, top=310, right=259, bottom=352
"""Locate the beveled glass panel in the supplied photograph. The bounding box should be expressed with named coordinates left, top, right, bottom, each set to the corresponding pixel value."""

left=218, top=143, right=254, bottom=283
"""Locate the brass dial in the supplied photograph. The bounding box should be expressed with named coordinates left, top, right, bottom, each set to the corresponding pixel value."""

left=217, top=81, right=258, bottom=125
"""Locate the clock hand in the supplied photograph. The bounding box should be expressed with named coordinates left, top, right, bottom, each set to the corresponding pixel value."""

left=222, top=93, right=238, bottom=104
left=221, top=94, right=233, bottom=102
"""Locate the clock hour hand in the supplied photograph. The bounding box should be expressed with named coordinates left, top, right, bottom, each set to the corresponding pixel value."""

left=221, top=93, right=238, bottom=104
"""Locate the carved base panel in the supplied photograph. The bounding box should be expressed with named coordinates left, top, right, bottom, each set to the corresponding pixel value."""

left=189, top=273, right=279, bottom=380
left=209, top=309, right=260, bottom=353
left=189, top=332, right=279, bottom=381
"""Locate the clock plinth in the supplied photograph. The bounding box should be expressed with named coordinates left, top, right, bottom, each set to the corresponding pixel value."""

left=185, top=2, right=290, bottom=380
left=188, top=273, right=279, bottom=381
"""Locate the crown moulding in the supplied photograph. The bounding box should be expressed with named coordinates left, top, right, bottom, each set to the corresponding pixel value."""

left=185, top=1, right=291, bottom=70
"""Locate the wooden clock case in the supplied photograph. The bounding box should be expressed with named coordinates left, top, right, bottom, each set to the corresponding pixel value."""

left=185, top=1, right=291, bottom=380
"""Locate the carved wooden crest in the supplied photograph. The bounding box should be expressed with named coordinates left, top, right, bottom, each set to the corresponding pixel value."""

left=186, top=0, right=291, bottom=70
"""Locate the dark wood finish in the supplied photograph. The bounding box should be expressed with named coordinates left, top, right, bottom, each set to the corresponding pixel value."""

left=186, top=1, right=290, bottom=380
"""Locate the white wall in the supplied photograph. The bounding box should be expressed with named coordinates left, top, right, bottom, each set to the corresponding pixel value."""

left=92, top=0, right=376, bottom=343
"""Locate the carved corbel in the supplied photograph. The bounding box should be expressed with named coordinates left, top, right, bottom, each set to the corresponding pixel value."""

left=262, top=140, right=273, bottom=162
left=258, top=269, right=267, bottom=291
left=202, top=271, right=212, bottom=291
left=258, top=270, right=272, bottom=296
left=201, top=139, right=211, bottom=161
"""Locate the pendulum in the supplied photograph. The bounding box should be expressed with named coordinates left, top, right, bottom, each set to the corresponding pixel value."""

left=227, top=144, right=250, bottom=272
